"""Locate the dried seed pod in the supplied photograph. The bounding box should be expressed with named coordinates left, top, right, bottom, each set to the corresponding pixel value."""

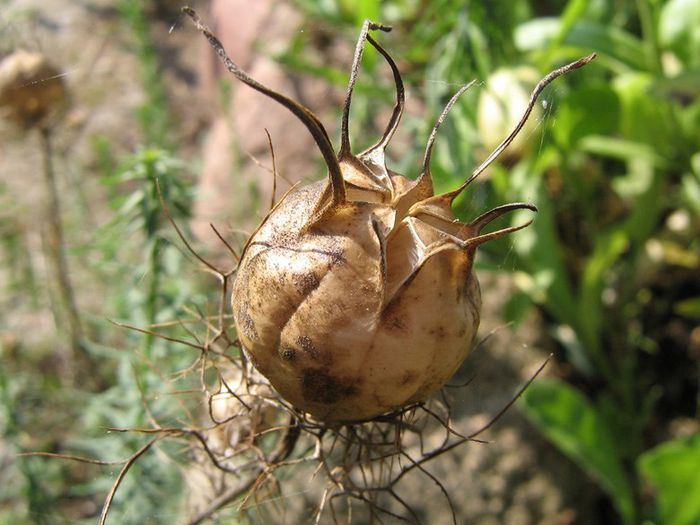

left=0, top=50, right=67, bottom=129
left=186, top=9, right=594, bottom=422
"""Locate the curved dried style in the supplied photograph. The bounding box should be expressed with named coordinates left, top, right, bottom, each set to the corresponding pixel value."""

left=339, top=20, right=393, bottom=158
left=182, top=7, right=346, bottom=207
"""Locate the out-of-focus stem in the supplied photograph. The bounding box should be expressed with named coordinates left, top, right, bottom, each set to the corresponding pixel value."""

left=141, top=236, right=162, bottom=355
left=635, top=0, right=662, bottom=74
left=38, top=126, right=85, bottom=364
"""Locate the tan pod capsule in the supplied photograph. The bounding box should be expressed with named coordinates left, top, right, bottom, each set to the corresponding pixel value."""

left=185, top=9, right=594, bottom=422
left=0, top=50, right=67, bottom=129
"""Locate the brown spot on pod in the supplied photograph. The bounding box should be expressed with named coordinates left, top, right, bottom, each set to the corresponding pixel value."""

left=293, top=272, right=321, bottom=296
left=400, top=370, right=418, bottom=386
left=302, top=368, right=358, bottom=405
left=279, top=347, right=296, bottom=361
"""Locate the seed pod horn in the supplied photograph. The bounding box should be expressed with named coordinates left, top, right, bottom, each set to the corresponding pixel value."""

left=182, top=7, right=345, bottom=211
left=334, top=20, right=408, bottom=206
left=339, top=21, right=398, bottom=159
left=406, top=53, right=597, bottom=247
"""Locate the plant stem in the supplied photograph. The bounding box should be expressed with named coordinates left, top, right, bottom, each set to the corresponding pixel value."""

left=38, top=126, right=87, bottom=367
left=635, top=0, right=662, bottom=74
left=141, top=236, right=162, bottom=355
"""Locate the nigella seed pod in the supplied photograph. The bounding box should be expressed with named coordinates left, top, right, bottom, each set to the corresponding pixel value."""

left=0, top=50, right=67, bottom=130
left=185, top=9, right=594, bottom=422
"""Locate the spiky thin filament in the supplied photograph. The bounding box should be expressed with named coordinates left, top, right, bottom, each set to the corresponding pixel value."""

left=462, top=202, right=538, bottom=248
left=469, top=202, right=538, bottom=233
left=461, top=218, right=535, bottom=249
left=182, top=7, right=346, bottom=206
left=408, top=201, right=538, bottom=250
left=421, top=81, right=477, bottom=177
left=361, top=33, right=405, bottom=155
left=404, top=54, right=595, bottom=254
left=443, top=53, right=597, bottom=203
left=339, top=20, right=392, bottom=159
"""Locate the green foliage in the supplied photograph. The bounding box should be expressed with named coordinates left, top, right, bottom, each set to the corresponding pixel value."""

left=76, top=56, right=200, bottom=525
left=0, top=183, right=38, bottom=306
left=118, top=0, right=171, bottom=147
left=492, top=2, right=698, bottom=524
left=638, top=434, right=700, bottom=525
left=658, top=0, right=700, bottom=66
left=99, top=148, right=195, bottom=336
left=520, top=380, right=635, bottom=523
left=1, top=2, right=202, bottom=522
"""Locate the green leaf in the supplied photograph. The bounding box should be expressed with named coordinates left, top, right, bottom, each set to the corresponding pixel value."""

left=659, top=0, right=700, bottom=66
left=116, top=188, right=145, bottom=217
left=681, top=168, right=700, bottom=214
left=515, top=18, right=647, bottom=71
left=555, top=0, right=589, bottom=47
left=654, top=68, right=700, bottom=99
left=549, top=324, right=593, bottom=376
left=578, top=230, right=628, bottom=354
left=553, top=85, right=620, bottom=148
left=620, top=163, right=664, bottom=247
left=638, top=434, right=700, bottom=525
left=613, top=72, right=677, bottom=157
left=502, top=290, right=533, bottom=326
left=578, top=136, right=666, bottom=169
left=674, top=296, right=700, bottom=318
left=681, top=152, right=700, bottom=214
left=520, top=380, right=635, bottom=523
left=355, top=0, right=381, bottom=24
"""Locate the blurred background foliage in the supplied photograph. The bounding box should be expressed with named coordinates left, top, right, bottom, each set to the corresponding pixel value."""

left=1, top=0, right=698, bottom=523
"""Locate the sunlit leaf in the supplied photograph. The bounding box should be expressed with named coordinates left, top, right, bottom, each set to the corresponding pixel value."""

left=520, top=380, right=635, bottom=524
left=578, top=136, right=666, bottom=168
left=613, top=72, right=677, bottom=158
left=553, top=85, right=619, bottom=147
left=578, top=230, right=628, bottom=353
left=638, top=434, right=700, bottom=525
left=515, top=18, right=647, bottom=71
left=659, top=0, right=700, bottom=66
